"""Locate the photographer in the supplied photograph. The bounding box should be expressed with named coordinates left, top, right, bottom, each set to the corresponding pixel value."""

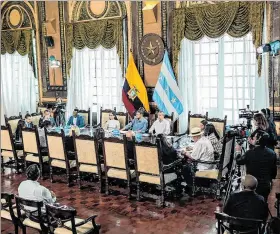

left=235, top=130, right=277, bottom=201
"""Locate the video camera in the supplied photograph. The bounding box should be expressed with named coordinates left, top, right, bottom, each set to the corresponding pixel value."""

left=226, top=124, right=248, bottom=145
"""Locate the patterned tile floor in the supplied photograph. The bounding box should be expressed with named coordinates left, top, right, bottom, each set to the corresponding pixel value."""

left=1, top=168, right=279, bottom=234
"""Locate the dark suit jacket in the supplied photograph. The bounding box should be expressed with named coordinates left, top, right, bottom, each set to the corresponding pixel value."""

left=224, top=190, right=268, bottom=221
left=236, top=146, right=277, bottom=187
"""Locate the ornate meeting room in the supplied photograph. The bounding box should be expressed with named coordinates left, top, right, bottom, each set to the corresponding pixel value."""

left=1, top=1, right=280, bottom=234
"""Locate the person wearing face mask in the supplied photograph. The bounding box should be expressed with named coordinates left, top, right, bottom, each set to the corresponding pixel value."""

left=121, top=109, right=148, bottom=134
left=18, top=164, right=56, bottom=207
left=67, top=108, right=85, bottom=128
left=103, top=112, right=120, bottom=131
left=149, top=111, right=170, bottom=136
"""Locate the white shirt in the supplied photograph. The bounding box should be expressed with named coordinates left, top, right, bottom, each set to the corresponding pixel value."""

left=149, top=119, right=171, bottom=135
left=104, top=119, right=120, bottom=131
left=191, top=136, right=214, bottom=170
left=18, top=180, right=56, bottom=206
left=73, top=117, right=77, bottom=126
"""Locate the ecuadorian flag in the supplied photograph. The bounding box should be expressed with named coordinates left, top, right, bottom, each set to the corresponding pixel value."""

left=122, top=52, right=150, bottom=117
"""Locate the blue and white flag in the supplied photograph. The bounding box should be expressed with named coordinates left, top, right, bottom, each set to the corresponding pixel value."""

left=153, top=51, right=184, bottom=120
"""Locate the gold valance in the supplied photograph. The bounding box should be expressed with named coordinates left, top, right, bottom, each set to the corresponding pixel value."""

left=66, top=18, right=124, bottom=76
left=172, top=2, right=264, bottom=76
left=1, top=30, right=32, bottom=56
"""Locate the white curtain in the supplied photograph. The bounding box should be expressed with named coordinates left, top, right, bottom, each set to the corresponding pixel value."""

left=1, top=52, right=37, bottom=117
left=66, top=46, right=124, bottom=123
left=178, top=34, right=269, bottom=132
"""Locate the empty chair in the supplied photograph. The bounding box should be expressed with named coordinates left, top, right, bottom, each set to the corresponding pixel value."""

left=1, top=193, right=20, bottom=234
left=4, top=113, right=22, bottom=136
left=15, top=195, right=48, bottom=234
left=46, top=130, right=76, bottom=186
left=133, top=138, right=179, bottom=206
left=1, top=124, right=24, bottom=173
left=22, top=126, right=49, bottom=178
left=115, top=111, right=128, bottom=129
left=102, top=136, right=134, bottom=198
left=215, top=212, right=264, bottom=234
left=73, top=133, right=103, bottom=190
left=31, top=112, right=42, bottom=126
left=45, top=204, right=101, bottom=234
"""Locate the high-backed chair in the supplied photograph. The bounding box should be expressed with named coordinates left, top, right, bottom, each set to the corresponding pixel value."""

left=100, top=107, right=116, bottom=129
left=4, top=113, right=22, bottom=135
left=154, top=112, right=175, bottom=135
left=15, top=196, right=48, bottom=234
left=73, top=133, right=103, bottom=190
left=276, top=192, right=280, bottom=218
left=187, top=111, right=208, bottom=134
left=207, top=115, right=227, bottom=138
left=1, top=193, right=20, bottom=234
left=30, top=112, right=42, bottom=126
left=37, top=104, right=48, bottom=115
left=192, top=136, right=235, bottom=197
left=102, top=136, right=134, bottom=198
left=45, top=204, right=101, bottom=234
left=46, top=129, right=76, bottom=186
left=215, top=212, right=264, bottom=234
left=133, top=138, right=179, bottom=206
left=1, top=124, right=24, bottom=173
left=115, top=111, right=128, bottom=129
left=22, top=127, right=49, bottom=178
left=78, top=108, right=90, bottom=126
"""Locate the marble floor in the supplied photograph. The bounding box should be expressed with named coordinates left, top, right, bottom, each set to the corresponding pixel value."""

left=1, top=168, right=279, bottom=234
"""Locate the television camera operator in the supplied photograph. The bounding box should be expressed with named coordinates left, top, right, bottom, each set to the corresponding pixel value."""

left=235, top=130, right=277, bottom=201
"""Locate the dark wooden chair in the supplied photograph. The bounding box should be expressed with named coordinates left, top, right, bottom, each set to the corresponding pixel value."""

left=15, top=195, right=48, bottom=234
left=132, top=137, right=181, bottom=206
left=115, top=111, right=128, bottom=130
left=187, top=111, right=208, bottom=134
left=276, top=192, right=280, bottom=218
left=78, top=108, right=90, bottom=126
left=99, top=107, right=116, bottom=129
left=191, top=135, right=235, bottom=198
left=30, top=112, right=42, bottom=127
left=1, top=193, right=20, bottom=234
left=207, top=115, right=227, bottom=138
left=22, top=127, right=49, bottom=178
left=73, top=133, right=103, bottom=190
left=101, top=136, right=134, bottom=198
left=45, top=204, right=100, bottom=234
left=45, top=129, right=76, bottom=186
left=4, top=113, right=22, bottom=136
left=1, top=124, right=24, bottom=173
left=215, top=212, right=264, bottom=234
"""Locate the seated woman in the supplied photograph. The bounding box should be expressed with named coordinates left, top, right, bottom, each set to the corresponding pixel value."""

left=199, top=119, right=208, bottom=131
left=204, top=123, right=223, bottom=156
left=103, top=112, right=120, bottom=131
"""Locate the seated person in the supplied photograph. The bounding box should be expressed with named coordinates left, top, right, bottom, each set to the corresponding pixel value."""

left=199, top=119, right=208, bottom=131
left=39, top=110, right=55, bottom=127
left=149, top=111, right=170, bottom=136
left=183, top=127, right=214, bottom=170
left=121, top=109, right=148, bottom=134
left=24, top=114, right=34, bottom=128
left=18, top=164, right=56, bottom=208
left=67, top=108, right=85, bottom=128
left=223, top=175, right=268, bottom=231
left=158, top=134, right=179, bottom=171
left=103, top=112, right=120, bottom=131
left=204, top=123, right=222, bottom=156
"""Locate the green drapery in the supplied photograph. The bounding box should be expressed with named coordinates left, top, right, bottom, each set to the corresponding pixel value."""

left=1, top=29, right=35, bottom=75
left=66, top=18, right=124, bottom=76
left=172, top=2, right=264, bottom=76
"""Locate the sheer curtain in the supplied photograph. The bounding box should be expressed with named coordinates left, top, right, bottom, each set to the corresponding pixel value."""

left=66, top=46, right=124, bottom=122
left=1, top=52, right=37, bottom=117
left=178, top=33, right=269, bottom=132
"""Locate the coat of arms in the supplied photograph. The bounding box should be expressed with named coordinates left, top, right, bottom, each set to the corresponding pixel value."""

left=127, top=86, right=139, bottom=101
